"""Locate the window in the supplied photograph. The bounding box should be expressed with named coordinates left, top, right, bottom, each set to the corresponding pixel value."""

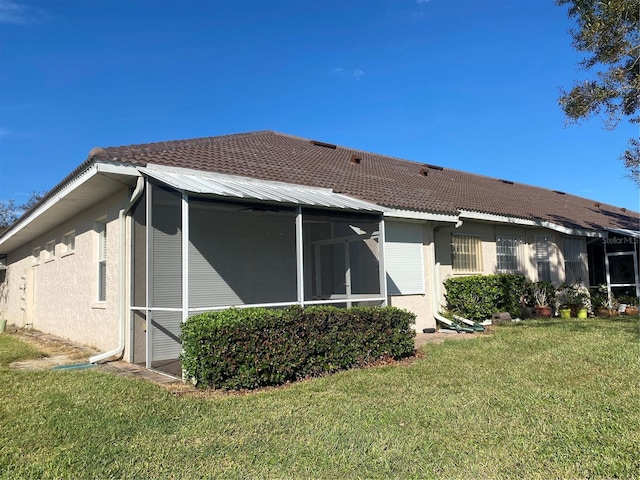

left=534, top=235, right=551, bottom=282
left=563, top=238, right=585, bottom=284
left=385, top=221, right=424, bottom=295
left=32, top=247, right=41, bottom=264
left=62, top=230, right=75, bottom=255
left=452, top=235, right=482, bottom=272
left=44, top=240, right=55, bottom=261
left=496, top=236, right=523, bottom=272
left=97, top=221, right=107, bottom=302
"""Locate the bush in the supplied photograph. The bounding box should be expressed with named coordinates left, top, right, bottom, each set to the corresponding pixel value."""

left=444, top=274, right=529, bottom=320
left=180, top=305, right=416, bottom=390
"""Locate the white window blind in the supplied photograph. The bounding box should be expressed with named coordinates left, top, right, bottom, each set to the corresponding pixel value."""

left=97, top=222, right=107, bottom=301
left=452, top=235, right=482, bottom=272
left=385, top=221, right=424, bottom=295
left=534, top=235, right=551, bottom=282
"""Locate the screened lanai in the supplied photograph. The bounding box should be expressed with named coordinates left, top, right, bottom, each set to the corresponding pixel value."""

left=130, top=166, right=388, bottom=377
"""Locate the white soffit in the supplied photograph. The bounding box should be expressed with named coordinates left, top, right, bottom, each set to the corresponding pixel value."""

left=140, top=164, right=387, bottom=212
left=0, top=163, right=140, bottom=253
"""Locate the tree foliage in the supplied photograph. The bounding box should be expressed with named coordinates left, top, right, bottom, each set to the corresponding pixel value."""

left=0, top=192, right=44, bottom=233
left=557, top=0, right=640, bottom=184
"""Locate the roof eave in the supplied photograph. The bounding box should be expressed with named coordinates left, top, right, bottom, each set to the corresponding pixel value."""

left=458, top=209, right=605, bottom=237
left=0, top=162, right=140, bottom=253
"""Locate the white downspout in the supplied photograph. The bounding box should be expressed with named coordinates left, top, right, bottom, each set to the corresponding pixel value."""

left=90, top=177, right=145, bottom=364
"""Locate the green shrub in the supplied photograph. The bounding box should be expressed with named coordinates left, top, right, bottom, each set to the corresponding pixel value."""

left=180, top=305, right=416, bottom=390
left=444, top=274, right=529, bottom=320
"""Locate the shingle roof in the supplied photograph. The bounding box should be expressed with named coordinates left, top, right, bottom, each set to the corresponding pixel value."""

left=89, top=130, right=639, bottom=232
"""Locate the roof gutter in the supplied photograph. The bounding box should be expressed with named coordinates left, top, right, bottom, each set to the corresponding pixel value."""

left=90, top=176, right=145, bottom=364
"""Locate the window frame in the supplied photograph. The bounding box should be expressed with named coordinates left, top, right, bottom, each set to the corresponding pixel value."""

left=563, top=237, right=585, bottom=284
left=496, top=236, right=523, bottom=273
left=97, top=220, right=107, bottom=302
left=44, top=240, right=56, bottom=262
left=62, top=230, right=75, bottom=256
left=534, top=235, right=551, bottom=282
left=32, top=246, right=41, bottom=265
left=451, top=234, right=483, bottom=273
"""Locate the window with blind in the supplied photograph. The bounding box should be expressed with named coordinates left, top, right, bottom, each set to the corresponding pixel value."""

left=451, top=235, right=482, bottom=272
left=496, top=236, right=523, bottom=272
left=563, top=237, right=585, bottom=284
left=534, top=235, right=551, bottom=282
left=97, top=221, right=107, bottom=302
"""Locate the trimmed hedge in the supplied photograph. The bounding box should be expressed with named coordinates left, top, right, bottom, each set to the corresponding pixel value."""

left=444, top=274, right=529, bottom=320
left=180, top=305, right=416, bottom=390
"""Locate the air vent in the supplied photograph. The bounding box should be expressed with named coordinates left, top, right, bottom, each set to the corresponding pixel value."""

left=419, top=167, right=429, bottom=176
left=594, top=202, right=601, bottom=208
left=311, top=140, right=337, bottom=149
left=552, top=190, right=566, bottom=195
left=499, top=179, right=514, bottom=185
left=621, top=207, right=627, bottom=212
left=349, top=153, right=362, bottom=165
left=425, top=164, right=444, bottom=171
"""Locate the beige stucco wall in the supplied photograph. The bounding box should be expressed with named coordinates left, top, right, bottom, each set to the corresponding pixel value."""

left=0, top=189, right=129, bottom=352
left=432, top=220, right=587, bottom=308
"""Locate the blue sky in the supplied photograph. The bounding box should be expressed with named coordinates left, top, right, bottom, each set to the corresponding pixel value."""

left=1, top=0, right=638, bottom=211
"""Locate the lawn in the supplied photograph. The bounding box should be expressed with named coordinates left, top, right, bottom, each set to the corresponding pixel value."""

left=1, top=317, right=639, bottom=479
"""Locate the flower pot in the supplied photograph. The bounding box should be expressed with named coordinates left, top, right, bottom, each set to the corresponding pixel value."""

left=577, top=308, right=588, bottom=319
left=625, top=305, right=639, bottom=316
left=519, top=307, right=535, bottom=319
left=534, top=306, right=552, bottom=318
left=559, top=308, right=571, bottom=319
left=594, top=307, right=610, bottom=317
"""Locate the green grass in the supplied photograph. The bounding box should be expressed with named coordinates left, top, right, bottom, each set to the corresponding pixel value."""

left=1, top=317, right=639, bottom=479
left=0, top=334, right=44, bottom=366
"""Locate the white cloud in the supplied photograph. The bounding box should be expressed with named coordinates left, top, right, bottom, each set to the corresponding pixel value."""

left=0, top=0, right=48, bottom=25
left=331, top=68, right=364, bottom=81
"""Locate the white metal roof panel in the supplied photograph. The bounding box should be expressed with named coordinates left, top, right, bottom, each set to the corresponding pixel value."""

left=139, top=165, right=386, bottom=212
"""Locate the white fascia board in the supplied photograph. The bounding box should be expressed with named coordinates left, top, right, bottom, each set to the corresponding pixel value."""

left=606, top=228, right=640, bottom=239
left=0, top=162, right=140, bottom=248
left=384, top=209, right=458, bottom=223
left=458, top=209, right=604, bottom=237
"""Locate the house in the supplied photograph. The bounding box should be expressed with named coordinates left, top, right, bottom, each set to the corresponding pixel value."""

left=1, top=130, right=638, bottom=376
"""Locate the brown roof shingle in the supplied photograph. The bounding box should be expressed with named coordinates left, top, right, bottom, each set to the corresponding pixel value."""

left=89, top=130, right=639, bottom=232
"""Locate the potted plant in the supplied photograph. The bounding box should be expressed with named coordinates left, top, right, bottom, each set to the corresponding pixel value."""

left=519, top=282, right=535, bottom=319
left=555, top=283, right=591, bottom=319
left=618, top=294, right=639, bottom=316
left=591, top=285, right=610, bottom=317
left=532, top=282, right=553, bottom=318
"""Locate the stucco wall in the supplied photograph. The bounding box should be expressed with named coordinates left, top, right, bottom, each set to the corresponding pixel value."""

left=433, top=220, right=586, bottom=308
left=0, top=189, right=128, bottom=351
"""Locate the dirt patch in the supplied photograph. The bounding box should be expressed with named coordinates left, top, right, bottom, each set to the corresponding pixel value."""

left=6, top=326, right=99, bottom=371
